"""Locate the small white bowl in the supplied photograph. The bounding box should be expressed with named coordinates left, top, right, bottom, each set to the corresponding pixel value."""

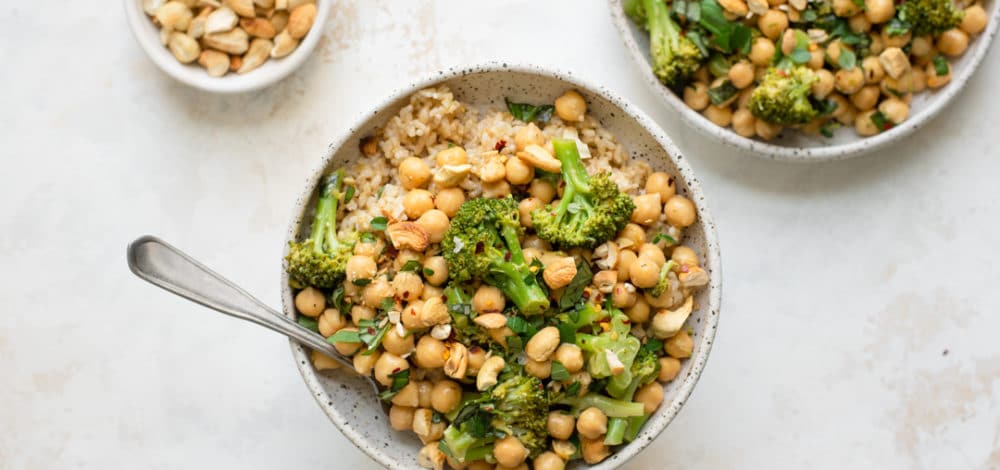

left=608, top=0, right=1000, bottom=161
left=124, top=0, right=330, bottom=93
left=280, top=62, right=723, bottom=469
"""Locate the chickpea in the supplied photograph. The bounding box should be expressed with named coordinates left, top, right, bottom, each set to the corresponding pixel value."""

left=881, top=28, right=910, bottom=48
left=576, top=407, right=608, bottom=440
left=533, top=451, right=565, bottom=470
left=878, top=97, right=910, bottom=124
left=634, top=382, right=665, bottom=414
left=806, top=69, right=833, bottom=100
left=522, top=247, right=543, bottom=265
left=402, top=189, right=434, bottom=220
left=617, top=249, right=638, bottom=282
left=389, top=405, right=415, bottom=431
left=727, top=108, right=754, bottom=137
left=518, top=197, right=544, bottom=228
left=398, top=157, right=431, bottom=190
left=807, top=49, right=825, bottom=69
left=346, top=255, right=377, bottom=283
left=860, top=57, right=884, bottom=84
left=416, top=209, right=450, bottom=244
left=703, top=105, right=733, bottom=127
left=911, top=68, right=927, bottom=93
left=392, top=271, right=424, bottom=301
left=670, top=246, right=698, bottom=267
left=414, top=336, right=446, bottom=368
left=353, top=237, right=383, bottom=257
left=318, top=308, right=347, bottom=337
left=482, top=179, right=511, bottom=198
left=855, top=110, right=881, bottom=136
left=658, top=357, right=683, bottom=382
left=638, top=244, right=666, bottom=266
left=850, top=85, right=880, bottom=111
left=514, top=123, right=545, bottom=151
left=665, top=330, right=694, bottom=358
left=430, top=380, right=462, bottom=413
left=415, top=381, right=433, bottom=408
left=617, top=223, right=647, bottom=249
left=350, top=305, right=377, bottom=326
left=755, top=120, right=782, bottom=140
left=828, top=93, right=854, bottom=125
left=780, top=29, right=799, bottom=55
left=834, top=66, right=865, bottom=95
left=391, top=381, right=420, bottom=408
left=937, top=29, right=969, bottom=56
left=435, top=146, right=468, bottom=166
left=611, top=282, right=638, bottom=308
left=467, top=346, right=487, bottom=374
left=525, top=358, right=552, bottom=378
left=749, top=37, right=776, bottom=66
left=362, top=277, right=393, bottom=307
left=581, top=437, right=611, bottom=465
left=421, top=256, right=448, bottom=286
left=848, top=13, right=871, bottom=32
left=493, top=436, right=529, bottom=468
left=382, top=328, right=414, bottom=356
left=479, top=159, right=507, bottom=184
left=353, top=350, right=380, bottom=376
left=554, top=90, right=587, bottom=122
left=826, top=39, right=845, bottom=65
left=554, top=343, right=585, bottom=373
left=630, top=193, right=661, bottom=226
left=470, top=285, right=504, bottom=314
left=524, top=235, right=551, bottom=251
left=504, top=156, right=534, bottom=186
left=466, top=462, right=493, bottom=470
left=625, top=296, right=651, bottom=324
left=525, top=327, right=561, bottom=362
left=433, top=187, right=465, bottom=218
left=868, top=32, right=885, bottom=55
left=925, top=62, right=952, bottom=88
left=629, top=257, right=660, bottom=288
left=961, top=4, right=988, bottom=34
left=664, top=195, right=697, bottom=227
left=683, top=82, right=710, bottom=111
left=332, top=327, right=361, bottom=355
left=541, top=411, right=578, bottom=442
left=644, top=172, right=676, bottom=202
left=910, top=35, right=934, bottom=59
left=832, top=0, right=861, bottom=16
left=727, top=61, right=755, bottom=89
left=758, top=10, right=788, bottom=40
left=373, top=352, right=409, bottom=386
left=528, top=178, right=556, bottom=203
left=421, top=285, right=443, bottom=301
left=294, top=287, right=325, bottom=317
left=864, top=0, right=894, bottom=24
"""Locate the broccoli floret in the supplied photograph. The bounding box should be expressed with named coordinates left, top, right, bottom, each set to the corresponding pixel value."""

left=748, top=66, right=819, bottom=125
left=650, top=260, right=678, bottom=298
left=285, top=169, right=356, bottom=289
left=441, top=375, right=551, bottom=462
left=639, top=0, right=703, bottom=89
left=608, top=347, right=662, bottom=400
left=624, top=0, right=647, bottom=24
left=897, top=0, right=964, bottom=36
left=442, top=197, right=550, bottom=315
left=530, top=140, right=636, bottom=249
left=575, top=308, right=642, bottom=399
left=556, top=302, right=611, bottom=332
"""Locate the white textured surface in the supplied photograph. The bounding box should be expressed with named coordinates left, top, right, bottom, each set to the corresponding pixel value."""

left=2, top=1, right=999, bottom=469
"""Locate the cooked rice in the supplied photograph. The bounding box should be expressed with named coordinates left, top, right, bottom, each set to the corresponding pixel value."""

left=339, top=86, right=651, bottom=237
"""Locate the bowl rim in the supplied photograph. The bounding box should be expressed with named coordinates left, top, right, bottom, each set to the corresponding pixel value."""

left=280, top=61, right=723, bottom=469
left=122, top=0, right=331, bottom=94
left=607, top=0, right=1000, bottom=162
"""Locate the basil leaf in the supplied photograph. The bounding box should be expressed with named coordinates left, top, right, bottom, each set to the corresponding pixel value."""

left=557, top=322, right=577, bottom=344
left=565, top=381, right=582, bottom=396
left=652, top=233, right=677, bottom=245
left=352, top=278, right=371, bottom=287
left=422, top=267, right=435, bottom=277
left=297, top=316, right=319, bottom=332
left=838, top=49, right=857, bottom=70
left=507, top=315, right=536, bottom=336
left=343, top=185, right=356, bottom=204
left=551, top=361, right=571, bottom=381
left=932, top=55, right=949, bottom=76
left=790, top=48, right=812, bottom=64
left=505, top=97, right=555, bottom=124
left=399, top=259, right=422, bottom=273
left=328, top=329, right=360, bottom=344
left=370, top=216, right=388, bottom=231
left=559, top=260, right=594, bottom=311
left=379, top=369, right=411, bottom=401
left=708, top=80, right=739, bottom=106
left=358, top=318, right=389, bottom=353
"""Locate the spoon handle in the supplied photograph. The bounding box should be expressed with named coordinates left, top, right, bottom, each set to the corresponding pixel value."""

left=126, top=235, right=351, bottom=368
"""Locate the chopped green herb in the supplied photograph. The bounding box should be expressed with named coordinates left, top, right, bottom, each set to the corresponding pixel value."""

left=557, top=322, right=577, bottom=344
left=507, top=315, right=536, bottom=336
left=870, top=111, right=893, bottom=131
left=707, top=54, right=731, bottom=78
left=379, top=297, right=396, bottom=313
left=819, top=122, right=841, bottom=138
left=551, top=361, right=571, bottom=381
left=359, top=232, right=376, bottom=243
left=642, top=338, right=664, bottom=354
left=399, top=259, right=422, bottom=273
left=369, top=216, right=388, bottom=231
left=698, top=0, right=753, bottom=53
left=708, top=80, right=739, bottom=105
left=379, top=369, right=410, bottom=401
left=559, top=260, right=593, bottom=311
left=343, top=185, right=356, bottom=204
left=352, top=278, right=371, bottom=287
left=652, top=233, right=678, bottom=245
left=838, top=49, right=857, bottom=70
left=358, top=318, right=390, bottom=353
left=328, top=328, right=360, bottom=344
left=886, top=16, right=912, bottom=36
left=422, top=267, right=435, bottom=277
left=505, top=98, right=555, bottom=124
left=932, top=55, right=949, bottom=76
left=565, top=381, right=582, bottom=396
left=329, top=285, right=350, bottom=313
left=297, top=316, right=319, bottom=332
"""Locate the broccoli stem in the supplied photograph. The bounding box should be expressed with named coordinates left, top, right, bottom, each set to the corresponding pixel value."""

left=624, top=414, right=650, bottom=442
left=557, top=393, right=645, bottom=418
left=488, top=261, right=550, bottom=316
left=310, top=169, right=345, bottom=253
left=464, top=445, right=493, bottom=462
left=553, top=139, right=591, bottom=194
left=605, top=417, right=629, bottom=445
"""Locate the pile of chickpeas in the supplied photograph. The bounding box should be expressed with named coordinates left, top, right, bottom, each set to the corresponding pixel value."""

left=676, top=0, right=989, bottom=139
left=294, top=90, right=709, bottom=470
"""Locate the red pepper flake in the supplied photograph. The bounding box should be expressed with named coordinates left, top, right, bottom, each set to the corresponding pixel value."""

left=392, top=367, right=401, bottom=374
left=582, top=290, right=591, bottom=299
left=494, top=140, right=507, bottom=152
left=681, top=265, right=690, bottom=273
left=504, top=252, right=511, bottom=261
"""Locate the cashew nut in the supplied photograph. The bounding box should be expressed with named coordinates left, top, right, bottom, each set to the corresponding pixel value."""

left=387, top=221, right=430, bottom=252
left=593, top=270, right=617, bottom=294
left=650, top=296, right=694, bottom=339
left=679, top=265, right=709, bottom=288
left=473, top=313, right=508, bottom=329
left=543, top=256, right=577, bottom=289
left=432, top=164, right=472, bottom=188
left=417, top=442, right=445, bottom=470
left=443, top=342, right=468, bottom=379
left=525, top=326, right=561, bottom=362
left=476, top=356, right=506, bottom=390
left=516, top=145, right=563, bottom=173
left=593, top=241, right=619, bottom=271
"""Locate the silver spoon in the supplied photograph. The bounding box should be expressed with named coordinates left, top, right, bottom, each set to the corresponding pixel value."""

left=126, top=235, right=388, bottom=410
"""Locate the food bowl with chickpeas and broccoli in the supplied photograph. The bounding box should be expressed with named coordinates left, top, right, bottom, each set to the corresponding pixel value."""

left=610, top=0, right=999, bottom=160
left=282, top=64, right=721, bottom=470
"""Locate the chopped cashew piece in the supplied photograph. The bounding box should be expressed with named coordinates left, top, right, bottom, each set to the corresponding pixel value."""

left=879, top=47, right=911, bottom=80
left=443, top=342, right=469, bottom=379
left=604, top=350, right=626, bottom=375
left=476, top=356, right=506, bottom=390
left=650, top=296, right=694, bottom=339
left=432, top=164, right=472, bottom=188
left=473, top=313, right=508, bottom=329
left=516, top=144, right=563, bottom=173
left=679, top=265, right=709, bottom=288
left=387, top=222, right=430, bottom=252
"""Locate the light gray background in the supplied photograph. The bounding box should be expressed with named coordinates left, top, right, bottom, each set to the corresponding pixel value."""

left=2, top=1, right=998, bottom=469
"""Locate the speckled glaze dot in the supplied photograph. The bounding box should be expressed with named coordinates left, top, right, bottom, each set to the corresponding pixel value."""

left=280, top=63, right=723, bottom=470
left=606, top=0, right=1000, bottom=162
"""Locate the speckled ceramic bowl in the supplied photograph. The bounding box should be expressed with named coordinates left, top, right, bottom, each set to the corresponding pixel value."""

left=608, top=0, right=1000, bottom=161
left=281, top=63, right=722, bottom=469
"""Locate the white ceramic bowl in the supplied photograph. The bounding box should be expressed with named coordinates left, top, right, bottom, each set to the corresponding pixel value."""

left=280, top=63, right=722, bottom=469
left=124, top=0, right=330, bottom=93
left=608, top=0, right=1000, bottom=161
